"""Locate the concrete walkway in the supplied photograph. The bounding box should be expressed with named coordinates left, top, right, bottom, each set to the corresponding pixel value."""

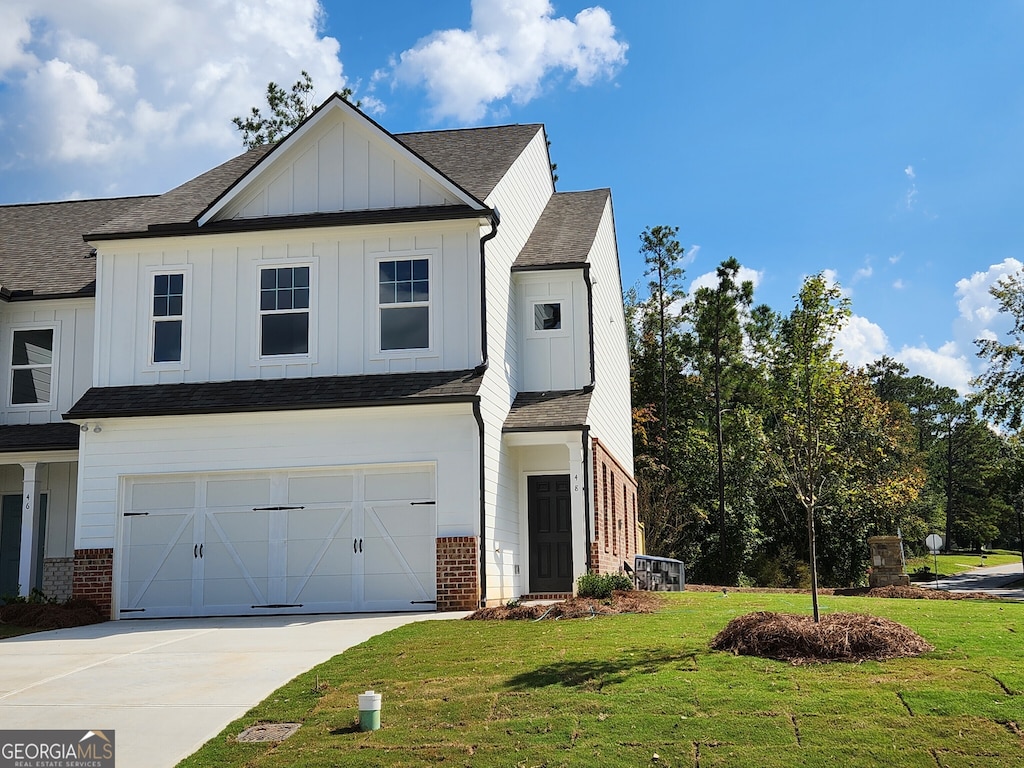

left=0, top=612, right=467, bottom=767
left=923, top=561, right=1024, bottom=601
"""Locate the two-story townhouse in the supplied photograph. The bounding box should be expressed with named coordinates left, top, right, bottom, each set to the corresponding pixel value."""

left=0, top=94, right=638, bottom=618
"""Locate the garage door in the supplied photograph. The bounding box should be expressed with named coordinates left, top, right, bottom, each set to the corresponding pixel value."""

left=119, top=466, right=436, bottom=618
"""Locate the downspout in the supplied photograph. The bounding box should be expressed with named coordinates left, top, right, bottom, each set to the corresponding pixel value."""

left=582, top=425, right=592, bottom=572
left=477, top=209, right=500, bottom=370
left=473, top=398, right=487, bottom=607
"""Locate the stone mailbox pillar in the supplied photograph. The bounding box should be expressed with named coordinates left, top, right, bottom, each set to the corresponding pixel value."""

left=867, top=535, right=910, bottom=588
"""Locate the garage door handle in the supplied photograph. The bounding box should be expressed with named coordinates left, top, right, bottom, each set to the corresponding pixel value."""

left=194, top=544, right=198, bottom=559
left=199, top=544, right=204, bottom=558
left=359, top=538, right=363, bottom=553
left=353, top=538, right=363, bottom=553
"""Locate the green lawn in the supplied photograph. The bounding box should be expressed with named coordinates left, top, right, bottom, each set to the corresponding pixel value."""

left=905, top=550, right=1022, bottom=579
left=178, top=592, right=1023, bottom=767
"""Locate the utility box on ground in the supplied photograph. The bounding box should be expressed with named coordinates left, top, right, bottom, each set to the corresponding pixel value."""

left=868, top=535, right=910, bottom=588
left=634, top=555, right=686, bottom=591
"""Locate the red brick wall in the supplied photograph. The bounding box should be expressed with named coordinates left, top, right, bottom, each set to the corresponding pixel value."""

left=436, top=536, right=480, bottom=611
left=72, top=548, right=114, bottom=619
left=590, top=439, right=639, bottom=577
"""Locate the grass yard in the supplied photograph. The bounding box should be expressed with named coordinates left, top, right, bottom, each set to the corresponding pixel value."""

left=178, top=592, right=1023, bottom=768
left=905, top=550, right=1022, bottom=579
left=0, top=624, right=35, bottom=639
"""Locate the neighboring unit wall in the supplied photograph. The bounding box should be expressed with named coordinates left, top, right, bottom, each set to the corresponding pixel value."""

left=0, top=298, right=94, bottom=424
left=589, top=438, right=639, bottom=576
left=92, top=220, right=481, bottom=387
left=584, top=201, right=634, bottom=475
left=474, top=127, right=553, bottom=604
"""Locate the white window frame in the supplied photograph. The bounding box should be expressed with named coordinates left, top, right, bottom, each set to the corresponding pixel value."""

left=255, top=261, right=317, bottom=361
left=526, top=298, right=570, bottom=339
left=376, top=255, right=433, bottom=353
left=146, top=266, right=191, bottom=369
left=8, top=322, right=59, bottom=408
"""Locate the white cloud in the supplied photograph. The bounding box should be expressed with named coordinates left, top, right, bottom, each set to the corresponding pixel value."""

left=836, top=314, right=889, bottom=369
left=852, top=265, right=872, bottom=283
left=955, top=258, right=1023, bottom=328
left=0, top=0, right=348, bottom=198
left=896, top=342, right=974, bottom=395
left=391, top=0, right=627, bottom=123
left=892, top=279, right=905, bottom=290
left=689, top=265, right=762, bottom=294
left=904, top=165, right=915, bottom=180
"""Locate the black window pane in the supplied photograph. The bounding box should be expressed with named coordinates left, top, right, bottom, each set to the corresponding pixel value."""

left=395, top=282, right=412, bottom=303
left=168, top=273, right=184, bottom=294
left=535, top=303, right=561, bottom=330
left=293, top=288, right=309, bottom=309
left=261, top=290, right=277, bottom=311
left=412, top=259, right=428, bottom=280
left=278, top=290, right=294, bottom=310
left=11, top=368, right=50, bottom=404
left=261, top=269, right=277, bottom=289
left=294, top=267, right=309, bottom=288
left=412, top=279, right=429, bottom=302
left=262, top=313, right=309, bottom=356
left=396, top=261, right=412, bottom=281
left=278, top=269, right=293, bottom=289
left=381, top=306, right=429, bottom=350
left=12, top=330, right=53, bottom=366
left=154, top=274, right=168, bottom=295
left=154, top=296, right=169, bottom=317
left=153, top=320, right=182, bottom=363
left=168, top=296, right=183, bottom=316
left=379, top=284, right=394, bottom=304
left=379, top=261, right=396, bottom=282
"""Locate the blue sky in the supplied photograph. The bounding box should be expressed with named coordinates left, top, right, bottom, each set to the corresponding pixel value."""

left=2, top=0, right=1023, bottom=394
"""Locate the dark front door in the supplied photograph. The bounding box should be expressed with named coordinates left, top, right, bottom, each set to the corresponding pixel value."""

left=0, top=495, right=22, bottom=598
left=528, top=475, right=573, bottom=593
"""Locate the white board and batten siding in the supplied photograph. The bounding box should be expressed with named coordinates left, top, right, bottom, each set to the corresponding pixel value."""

left=74, top=404, right=479, bottom=617
left=516, top=271, right=590, bottom=393
left=92, top=221, right=481, bottom=387
left=0, top=298, right=94, bottom=425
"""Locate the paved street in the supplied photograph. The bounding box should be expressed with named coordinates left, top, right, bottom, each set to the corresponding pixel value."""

left=923, top=561, right=1024, bottom=601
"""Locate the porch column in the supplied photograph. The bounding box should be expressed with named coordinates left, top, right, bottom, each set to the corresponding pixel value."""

left=567, top=441, right=587, bottom=590
left=18, top=462, right=43, bottom=597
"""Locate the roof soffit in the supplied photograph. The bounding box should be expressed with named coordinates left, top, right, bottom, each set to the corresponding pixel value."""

left=199, top=94, right=486, bottom=226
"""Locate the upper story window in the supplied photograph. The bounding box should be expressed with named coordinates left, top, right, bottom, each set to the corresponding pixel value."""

left=379, top=258, right=429, bottom=350
left=11, top=328, right=55, bottom=406
left=260, top=265, right=310, bottom=356
left=152, top=272, right=184, bottom=363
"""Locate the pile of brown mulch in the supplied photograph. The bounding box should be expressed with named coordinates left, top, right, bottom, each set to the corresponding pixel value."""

left=710, top=611, right=933, bottom=664
left=0, top=599, right=106, bottom=630
left=465, top=590, right=662, bottom=620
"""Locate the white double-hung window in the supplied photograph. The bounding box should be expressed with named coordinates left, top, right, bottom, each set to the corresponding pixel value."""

left=260, top=265, right=310, bottom=356
left=10, top=327, right=56, bottom=406
left=152, top=272, right=185, bottom=364
left=378, top=258, right=429, bottom=350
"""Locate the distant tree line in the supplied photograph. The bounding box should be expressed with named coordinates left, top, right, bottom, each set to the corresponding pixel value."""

left=628, top=225, right=1024, bottom=588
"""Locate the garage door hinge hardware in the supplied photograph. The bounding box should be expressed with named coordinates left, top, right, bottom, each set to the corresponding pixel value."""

left=124, top=512, right=149, bottom=516
left=252, top=505, right=306, bottom=511
left=252, top=604, right=303, bottom=609
left=410, top=501, right=436, bottom=505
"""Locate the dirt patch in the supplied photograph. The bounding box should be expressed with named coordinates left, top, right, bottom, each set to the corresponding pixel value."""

left=834, top=585, right=1002, bottom=600
left=710, top=611, right=933, bottom=664
left=0, top=599, right=106, bottom=631
left=465, top=590, right=663, bottom=620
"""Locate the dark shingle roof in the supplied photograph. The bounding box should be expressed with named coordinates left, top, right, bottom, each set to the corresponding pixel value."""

left=513, top=189, right=610, bottom=271
left=0, top=196, right=153, bottom=297
left=503, top=390, right=592, bottom=432
left=0, top=423, right=80, bottom=453
left=397, top=124, right=543, bottom=202
left=66, top=369, right=483, bottom=419
left=87, top=145, right=273, bottom=237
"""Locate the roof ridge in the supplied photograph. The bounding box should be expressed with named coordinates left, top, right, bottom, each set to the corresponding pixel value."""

left=0, top=194, right=158, bottom=210
left=395, top=123, right=542, bottom=138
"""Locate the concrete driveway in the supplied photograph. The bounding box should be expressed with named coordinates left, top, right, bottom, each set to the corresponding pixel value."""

left=0, top=611, right=467, bottom=767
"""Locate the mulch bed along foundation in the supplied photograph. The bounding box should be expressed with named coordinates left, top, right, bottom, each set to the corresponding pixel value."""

left=711, top=611, right=934, bottom=664
left=0, top=599, right=106, bottom=630
left=465, top=590, right=662, bottom=620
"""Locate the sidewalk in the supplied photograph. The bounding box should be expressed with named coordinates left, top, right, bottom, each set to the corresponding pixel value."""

left=922, top=561, right=1024, bottom=601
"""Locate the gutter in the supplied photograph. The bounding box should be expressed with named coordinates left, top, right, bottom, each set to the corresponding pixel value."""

left=583, top=263, right=596, bottom=388
left=583, top=425, right=592, bottom=572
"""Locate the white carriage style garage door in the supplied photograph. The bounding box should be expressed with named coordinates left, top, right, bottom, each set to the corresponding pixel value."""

left=118, top=465, right=437, bottom=618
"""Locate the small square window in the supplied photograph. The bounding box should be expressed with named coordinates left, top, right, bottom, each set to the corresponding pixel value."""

left=534, top=303, right=562, bottom=331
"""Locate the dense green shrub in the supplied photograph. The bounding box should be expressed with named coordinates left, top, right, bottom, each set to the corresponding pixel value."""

left=576, top=572, right=633, bottom=598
